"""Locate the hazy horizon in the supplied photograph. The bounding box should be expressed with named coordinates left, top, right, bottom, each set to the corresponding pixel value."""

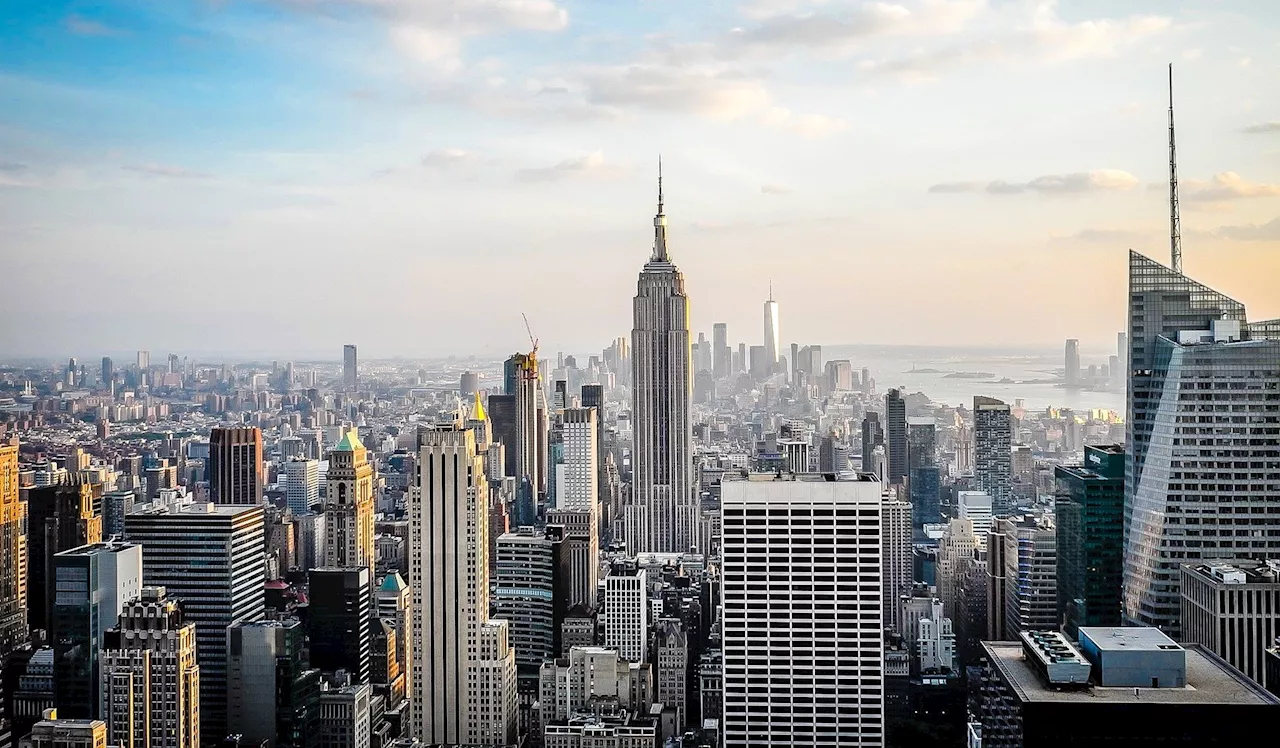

left=3, top=1, right=1278, bottom=357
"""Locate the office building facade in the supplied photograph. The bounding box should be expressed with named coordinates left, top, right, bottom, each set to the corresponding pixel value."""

left=1123, top=251, right=1280, bottom=634
left=208, top=426, right=264, bottom=506
left=0, top=439, right=27, bottom=656
left=973, top=396, right=1012, bottom=517
left=605, top=568, right=648, bottom=664
left=308, top=567, right=372, bottom=684
left=721, top=474, right=884, bottom=747
left=227, top=619, right=319, bottom=748
left=124, top=503, right=265, bottom=745
left=1181, top=560, right=1280, bottom=689
left=284, top=459, right=320, bottom=517
left=1055, top=444, right=1125, bottom=637
left=884, top=389, right=907, bottom=485
left=323, top=430, right=375, bottom=569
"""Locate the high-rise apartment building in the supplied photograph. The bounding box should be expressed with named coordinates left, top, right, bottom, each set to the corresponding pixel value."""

left=0, top=439, right=26, bottom=657
left=342, top=344, right=357, bottom=390
left=308, top=567, right=372, bottom=684
left=208, top=426, right=264, bottom=505
left=504, top=351, right=542, bottom=520
left=882, top=499, right=913, bottom=635
left=629, top=170, right=694, bottom=554
left=409, top=423, right=516, bottom=745
left=721, top=473, right=884, bottom=747
left=1055, top=444, right=1125, bottom=637
left=124, top=503, right=265, bottom=745
left=1181, top=561, right=1280, bottom=689
left=763, top=288, right=779, bottom=374
left=884, top=389, right=907, bottom=486
left=1123, top=251, right=1280, bottom=634
left=100, top=586, right=201, bottom=748
left=50, top=541, right=142, bottom=718
left=973, top=396, right=1012, bottom=516
left=284, top=459, right=319, bottom=517
left=605, top=567, right=648, bottom=664
left=323, top=430, right=375, bottom=569
left=1064, top=338, right=1081, bottom=386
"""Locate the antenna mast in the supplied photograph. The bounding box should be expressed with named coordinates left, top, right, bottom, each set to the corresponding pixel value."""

left=1168, top=63, right=1182, bottom=274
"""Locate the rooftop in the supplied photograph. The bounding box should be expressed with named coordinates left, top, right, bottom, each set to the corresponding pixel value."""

left=54, top=540, right=140, bottom=557
left=1078, top=626, right=1183, bottom=654
left=983, top=640, right=1278, bottom=706
left=1184, top=560, right=1280, bottom=586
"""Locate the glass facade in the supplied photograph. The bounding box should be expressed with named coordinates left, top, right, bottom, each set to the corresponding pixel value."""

left=1123, top=251, right=1280, bottom=634
left=1055, top=444, right=1125, bottom=638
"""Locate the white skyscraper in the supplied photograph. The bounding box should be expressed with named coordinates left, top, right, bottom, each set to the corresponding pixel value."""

left=409, top=422, right=516, bottom=745
left=957, top=491, right=994, bottom=547
left=551, top=408, right=600, bottom=608
left=284, top=459, right=319, bottom=516
left=605, top=567, right=648, bottom=663
left=763, top=284, right=779, bottom=374
left=882, top=499, right=913, bottom=635
left=721, top=474, right=884, bottom=747
left=629, top=164, right=695, bottom=554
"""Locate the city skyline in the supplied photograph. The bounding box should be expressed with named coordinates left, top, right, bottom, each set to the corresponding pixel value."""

left=3, top=1, right=1280, bottom=357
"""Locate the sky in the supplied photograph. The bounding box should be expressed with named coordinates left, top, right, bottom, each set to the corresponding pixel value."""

left=2, top=0, right=1279, bottom=361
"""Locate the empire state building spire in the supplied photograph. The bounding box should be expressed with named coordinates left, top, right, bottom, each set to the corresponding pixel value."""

left=652, top=157, right=669, bottom=262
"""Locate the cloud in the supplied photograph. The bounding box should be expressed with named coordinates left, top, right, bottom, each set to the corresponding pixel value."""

left=930, top=170, right=1138, bottom=196
left=761, top=184, right=794, bottom=195
left=731, top=0, right=985, bottom=54
left=581, top=65, right=770, bottom=119
left=761, top=106, right=848, bottom=137
left=1243, top=121, right=1280, bottom=135
left=421, top=148, right=474, bottom=168
left=1053, top=228, right=1152, bottom=244
left=927, top=181, right=981, bottom=193
left=63, top=14, right=124, bottom=37
left=1181, top=172, right=1280, bottom=203
left=0, top=162, right=28, bottom=172
left=1210, top=216, right=1280, bottom=242
left=853, top=2, right=1172, bottom=81
left=515, top=151, right=622, bottom=182
left=121, top=163, right=213, bottom=179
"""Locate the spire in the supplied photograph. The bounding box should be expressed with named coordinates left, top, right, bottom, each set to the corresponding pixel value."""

left=1168, top=62, right=1183, bottom=274
left=652, top=155, right=669, bottom=262
left=768, top=279, right=773, bottom=302
left=472, top=391, right=487, bottom=422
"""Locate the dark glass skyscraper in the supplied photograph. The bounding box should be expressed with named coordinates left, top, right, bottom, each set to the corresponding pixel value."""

left=1055, top=444, right=1125, bottom=638
left=973, top=396, right=1012, bottom=517
left=884, top=389, right=907, bottom=486
left=908, top=418, right=939, bottom=537
left=1123, top=251, right=1280, bottom=634
left=208, top=426, right=264, bottom=505
left=307, top=566, right=372, bottom=684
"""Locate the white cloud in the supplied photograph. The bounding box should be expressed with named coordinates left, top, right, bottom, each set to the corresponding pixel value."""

left=1210, top=216, right=1280, bottom=242
left=1243, top=121, right=1280, bottom=135
left=761, top=183, right=795, bottom=194
left=515, top=150, right=623, bottom=182
left=761, top=106, right=848, bottom=137
left=121, top=163, right=213, bottom=179
left=421, top=148, right=474, bottom=168
left=63, top=14, right=124, bottom=37
left=1181, top=172, right=1280, bottom=202
left=582, top=65, right=770, bottom=119
left=930, top=169, right=1139, bottom=195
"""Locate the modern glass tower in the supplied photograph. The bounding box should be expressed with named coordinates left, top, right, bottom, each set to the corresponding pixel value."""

left=1122, top=250, right=1280, bottom=634
left=1055, top=444, right=1125, bottom=638
left=629, top=165, right=694, bottom=554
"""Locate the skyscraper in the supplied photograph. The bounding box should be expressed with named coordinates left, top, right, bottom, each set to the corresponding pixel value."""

left=0, top=438, right=26, bottom=657
left=1055, top=444, right=1125, bottom=637
left=629, top=166, right=694, bottom=554
left=506, top=352, right=541, bottom=520
left=99, top=357, right=113, bottom=386
left=721, top=473, right=884, bottom=747
left=860, top=412, right=883, bottom=473
left=1064, top=338, right=1081, bottom=386
left=884, top=388, right=907, bottom=485
left=50, top=542, right=142, bottom=719
left=307, top=567, right=372, bottom=684
left=712, top=322, right=729, bottom=379
left=227, top=619, right=318, bottom=748
left=343, top=344, right=357, bottom=390
left=907, top=418, right=940, bottom=537
left=323, top=429, right=375, bottom=569
left=763, top=285, right=779, bottom=374
left=124, top=503, right=265, bottom=745
left=973, top=396, right=1012, bottom=517
left=27, top=482, right=103, bottom=634
left=208, top=426, right=264, bottom=505
left=283, top=459, right=319, bottom=516
left=492, top=526, right=568, bottom=692
left=410, top=422, right=516, bottom=744
left=101, top=586, right=201, bottom=748
left=882, top=499, right=913, bottom=635
left=1123, top=250, right=1280, bottom=634
left=604, top=568, right=648, bottom=663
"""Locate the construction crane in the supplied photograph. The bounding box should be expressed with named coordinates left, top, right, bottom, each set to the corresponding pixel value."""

left=520, top=313, right=540, bottom=383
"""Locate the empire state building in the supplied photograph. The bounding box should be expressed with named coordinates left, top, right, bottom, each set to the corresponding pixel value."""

left=628, top=164, right=695, bottom=554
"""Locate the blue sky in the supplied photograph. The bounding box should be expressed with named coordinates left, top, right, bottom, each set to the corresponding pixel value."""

left=2, top=0, right=1279, bottom=359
